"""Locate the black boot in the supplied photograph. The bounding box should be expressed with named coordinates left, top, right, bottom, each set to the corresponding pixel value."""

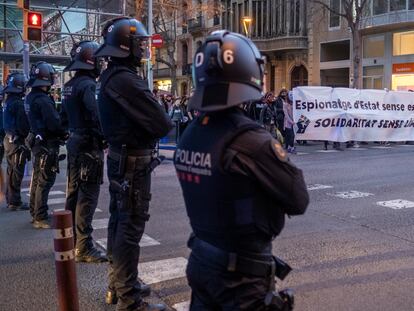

left=9, top=202, right=30, bottom=211
left=105, top=283, right=151, bottom=305
left=33, top=219, right=51, bottom=229
left=75, top=247, right=108, bottom=263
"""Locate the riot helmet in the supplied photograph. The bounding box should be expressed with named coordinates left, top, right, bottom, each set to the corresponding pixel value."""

left=4, top=72, right=26, bottom=94
left=188, top=30, right=264, bottom=112
left=64, top=40, right=101, bottom=75
left=27, top=61, right=56, bottom=88
left=94, top=17, right=149, bottom=63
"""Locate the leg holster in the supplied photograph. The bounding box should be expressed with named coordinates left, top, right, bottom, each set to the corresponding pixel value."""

left=77, top=152, right=103, bottom=184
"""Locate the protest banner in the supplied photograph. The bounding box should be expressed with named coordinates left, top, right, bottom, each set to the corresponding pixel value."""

left=293, top=86, right=414, bottom=142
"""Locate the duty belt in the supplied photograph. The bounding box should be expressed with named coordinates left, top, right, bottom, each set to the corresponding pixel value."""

left=189, top=236, right=275, bottom=278
left=108, top=148, right=153, bottom=161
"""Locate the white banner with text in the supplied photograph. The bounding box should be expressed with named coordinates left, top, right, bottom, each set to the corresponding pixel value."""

left=293, top=86, right=414, bottom=142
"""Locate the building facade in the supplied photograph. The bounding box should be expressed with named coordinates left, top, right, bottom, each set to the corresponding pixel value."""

left=307, top=0, right=414, bottom=91
left=221, top=0, right=309, bottom=93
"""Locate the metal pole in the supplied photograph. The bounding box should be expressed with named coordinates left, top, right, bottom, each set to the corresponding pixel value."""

left=147, top=0, right=153, bottom=90
left=52, top=210, right=80, bottom=311
left=23, top=41, right=30, bottom=79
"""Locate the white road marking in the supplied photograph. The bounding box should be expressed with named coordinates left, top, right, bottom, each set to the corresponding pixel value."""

left=96, top=234, right=160, bottom=250
left=26, top=190, right=65, bottom=197
left=173, top=301, right=190, bottom=311
left=47, top=198, right=67, bottom=205
left=139, top=257, right=188, bottom=284
left=348, top=147, right=368, bottom=150
left=315, top=150, right=340, bottom=153
left=377, top=199, right=414, bottom=210
left=370, top=146, right=392, bottom=149
left=296, top=152, right=309, bottom=155
left=92, top=218, right=109, bottom=230
left=22, top=182, right=67, bottom=192
left=53, top=207, right=102, bottom=212
left=327, top=191, right=374, bottom=199
left=399, top=144, right=414, bottom=147
left=307, top=184, right=333, bottom=191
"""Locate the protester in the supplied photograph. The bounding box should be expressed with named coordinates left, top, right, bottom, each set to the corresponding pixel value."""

left=284, top=91, right=296, bottom=153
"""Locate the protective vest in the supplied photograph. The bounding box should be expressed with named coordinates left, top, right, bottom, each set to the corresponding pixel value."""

left=62, top=74, right=97, bottom=131
left=3, top=94, right=29, bottom=137
left=174, top=109, right=281, bottom=253
left=25, top=88, right=59, bottom=139
left=97, top=64, right=156, bottom=150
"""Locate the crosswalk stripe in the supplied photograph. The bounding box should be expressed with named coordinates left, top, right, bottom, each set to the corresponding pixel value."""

left=348, top=147, right=368, bottom=150
left=173, top=301, right=190, bottom=311
left=92, top=218, right=109, bottom=230
left=139, top=257, right=188, bottom=285
left=370, top=146, right=392, bottom=149
left=47, top=198, right=67, bottom=205
left=96, top=234, right=160, bottom=250
left=26, top=190, right=65, bottom=197
left=315, top=149, right=339, bottom=153
left=307, top=184, right=333, bottom=191
left=22, top=182, right=67, bottom=192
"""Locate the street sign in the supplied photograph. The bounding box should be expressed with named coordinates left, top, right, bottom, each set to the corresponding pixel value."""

left=151, top=34, right=163, bottom=48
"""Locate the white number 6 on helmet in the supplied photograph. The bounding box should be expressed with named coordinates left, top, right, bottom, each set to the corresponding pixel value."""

left=223, top=50, right=234, bottom=64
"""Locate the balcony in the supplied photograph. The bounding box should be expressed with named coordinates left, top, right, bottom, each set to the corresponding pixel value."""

left=361, top=10, right=414, bottom=31
left=181, top=63, right=192, bottom=76
left=252, top=36, right=308, bottom=52
left=188, top=16, right=204, bottom=34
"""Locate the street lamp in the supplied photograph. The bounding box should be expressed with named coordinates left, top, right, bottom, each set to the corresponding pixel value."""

left=242, top=16, right=252, bottom=38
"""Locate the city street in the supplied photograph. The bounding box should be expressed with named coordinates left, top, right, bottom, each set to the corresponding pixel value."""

left=1, top=142, right=414, bottom=311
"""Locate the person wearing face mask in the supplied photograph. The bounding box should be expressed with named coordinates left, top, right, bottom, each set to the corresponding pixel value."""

left=94, top=17, right=173, bottom=311
left=60, top=40, right=107, bottom=263
left=25, top=61, right=67, bottom=229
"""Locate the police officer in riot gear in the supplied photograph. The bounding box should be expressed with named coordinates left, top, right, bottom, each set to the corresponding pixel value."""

left=26, top=61, right=67, bottom=229
left=3, top=73, right=30, bottom=211
left=174, top=31, right=309, bottom=310
left=61, top=40, right=107, bottom=263
left=95, top=17, right=172, bottom=311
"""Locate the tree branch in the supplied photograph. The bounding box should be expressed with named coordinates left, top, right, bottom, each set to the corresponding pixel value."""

left=313, top=0, right=348, bottom=19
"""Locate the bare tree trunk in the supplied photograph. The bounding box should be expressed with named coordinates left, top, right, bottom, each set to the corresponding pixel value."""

left=351, top=27, right=362, bottom=89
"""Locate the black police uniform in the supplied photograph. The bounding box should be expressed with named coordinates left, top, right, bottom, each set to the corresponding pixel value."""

left=3, top=93, right=30, bottom=208
left=97, top=60, right=172, bottom=310
left=174, top=108, right=309, bottom=310
left=26, top=88, right=65, bottom=223
left=61, top=71, right=104, bottom=255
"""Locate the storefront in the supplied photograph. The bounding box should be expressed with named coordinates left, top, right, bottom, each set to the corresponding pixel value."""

left=392, top=63, right=414, bottom=91
left=154, top=79, right=172, bottom=93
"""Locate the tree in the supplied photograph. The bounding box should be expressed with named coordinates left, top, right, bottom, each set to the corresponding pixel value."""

left=313, top=0, right=369, bottom=88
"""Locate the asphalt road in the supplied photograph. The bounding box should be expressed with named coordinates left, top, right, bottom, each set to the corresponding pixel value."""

left=1, top=142, right=414, bottom=311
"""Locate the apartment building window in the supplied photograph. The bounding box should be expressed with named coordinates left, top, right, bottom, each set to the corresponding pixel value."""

left=363, top=35, right=385, bottom=58
left=329, top=0, right=341, bottom=28
left=390, top=0, right=406, bottom=11
left=410, top=0, right=414, bottom=10
left=393, top=30, right=414, bottom=56
left=363, top=66, right=384, bottom=89
left=373, top=0, right=388, bottom=15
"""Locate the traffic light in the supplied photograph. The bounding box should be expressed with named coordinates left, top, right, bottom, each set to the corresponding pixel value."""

left=24, top=11, right=42, bottom=41
left=17, top=0, right=30, bottom=10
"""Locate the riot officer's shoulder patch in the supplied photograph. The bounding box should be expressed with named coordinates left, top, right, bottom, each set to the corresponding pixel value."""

left=271, top=139, right=288, bottom=162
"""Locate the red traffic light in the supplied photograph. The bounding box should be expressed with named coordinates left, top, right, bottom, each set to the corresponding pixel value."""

left=27, top=12, right=42, bottom=28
